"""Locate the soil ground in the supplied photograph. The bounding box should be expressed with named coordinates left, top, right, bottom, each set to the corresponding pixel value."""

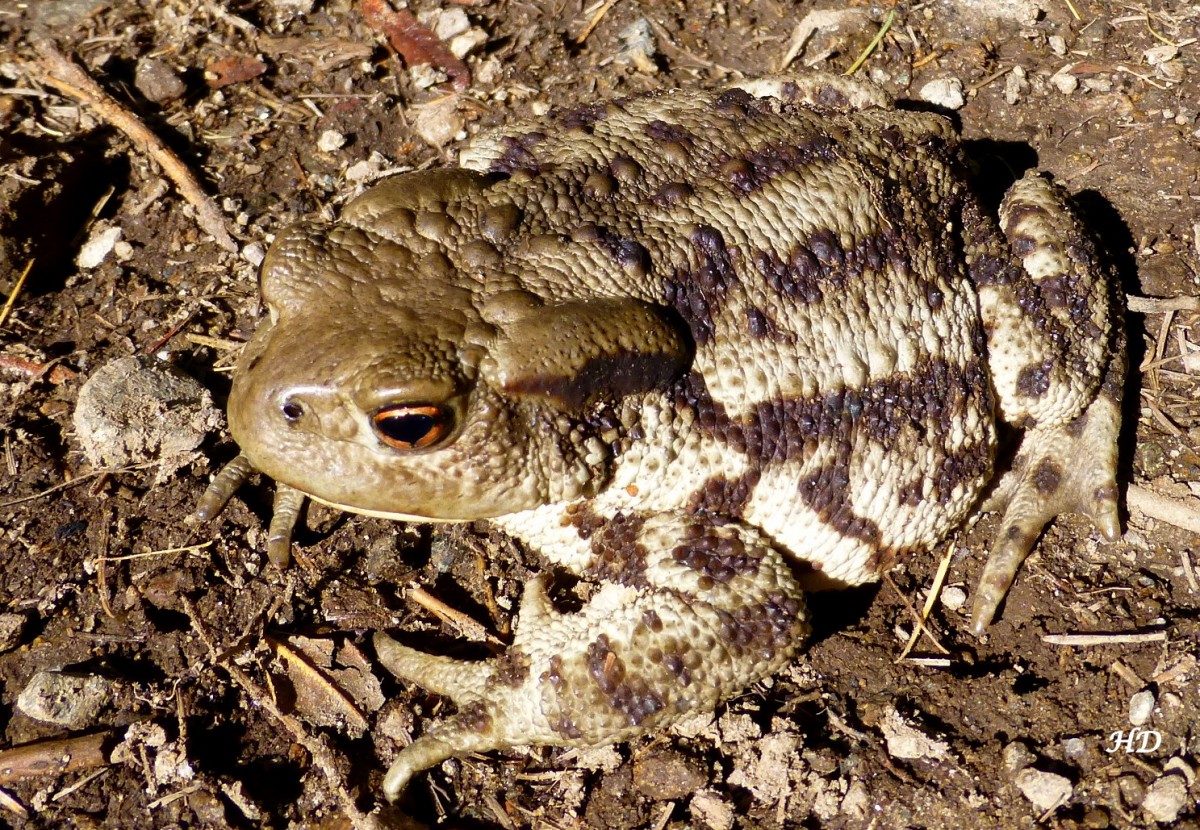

left=1, top=1, right=1199, bottom=828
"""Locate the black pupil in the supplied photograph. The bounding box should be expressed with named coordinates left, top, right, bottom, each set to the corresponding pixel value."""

left=281, top=401, right=304, bottom=420
left=379, top=412, right=436, bottom=445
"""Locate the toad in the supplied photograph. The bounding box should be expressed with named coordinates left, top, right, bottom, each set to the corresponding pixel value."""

left=199, top=73, right=1123, bottom=801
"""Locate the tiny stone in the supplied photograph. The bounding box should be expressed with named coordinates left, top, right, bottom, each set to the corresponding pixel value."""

left=317, top=129, right=346, bottom=152
left=73, top=355, right=222, bottom=484
left=1048, top=35, right=1067, bottom=56
left=941, top=585, right=967, bottom=611
left=1082, top=807, right=1111, bottom=828
left=242, top=241, right=266, bottom=267
left=17, top=670, right=111, bottom=729
left=430, top=7, right=470, bottom=40
left=76, top=225, right=122, bottom=268
left=1062, top=737, right=1088, bottom=759
left=1050, top=69, right=1079, bottom=94
left=1014, top=768, right=1073, bottom=812
left=1003, top=740, right=1037, bottom=773
left=1143, top=44, right=1179, bottom=65
left=1117, top=774, right=1145, bottom=807
left=0, top=612, right=27, bottom=652
left=1004, top=66, right=1029, bottom=105
left=1129, top=689, right=1155, bottom=726
left=918, top=77, right=965, bottom=110
left=1141, top=775, right=1187, bottom=823
left=880, top=709, right=949, bottom=760
left=632, top=749, right=706, bottom=800
left=134, top=57, right=187, bottom=105
left=412, top=95, right=464, bottom=148
left=449, top=30, right=488, bottom=60
left=690, top=789, right=734, bottom=830
left=840, top=779, right=871, bottom=820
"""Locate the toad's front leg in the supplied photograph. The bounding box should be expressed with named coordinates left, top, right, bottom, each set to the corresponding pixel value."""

left=374, top=512, right=810, bottom=801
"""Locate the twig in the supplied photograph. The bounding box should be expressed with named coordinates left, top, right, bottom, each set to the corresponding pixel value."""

left=897, top=542, right=955, bottom=659
left=180, top=598, right=387, bottom=830
left=0, top=352, right=77, bottom=384
left=29, top=37, right=237, bottom=252
left=360, top=0, right=470, bottom=91
left=0, top=731, right=115, bottom=785
left=843, top=9, right=896, bottom=76
left=576, top=0, right=619, bottom=45
left=1127, top=295, right=1200, bottom=313
left=0, top=259, right=33, bottom=329
left=0, top=461, right=157, bottom=509
left=1043, top=630, right=1169, bottom=646
left=407, top=584, right=505, bottom=647
left=1127, top=483, right=1200, bottom=535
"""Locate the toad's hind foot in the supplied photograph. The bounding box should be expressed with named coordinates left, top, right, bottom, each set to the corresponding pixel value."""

left=971, top=341, right=1124, bottom=634
left=374, top=519, right=810, bottom=801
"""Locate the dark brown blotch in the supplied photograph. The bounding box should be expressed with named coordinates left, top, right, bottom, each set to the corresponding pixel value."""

left=1032, top=458, right=1064, bottom=495
left=1015, top=360, right=1054, bottom=398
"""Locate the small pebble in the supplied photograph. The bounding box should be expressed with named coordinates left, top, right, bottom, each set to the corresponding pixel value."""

left=941, top=585, right=967, bottom=611
left=1117, top=774, right=1145, bottom=807
left=0, top=612, right=27, bottom=652
left=632, top=748, right=706, bottom=800
left=73, top=355, right=222, bottom=484
left=1050, top=69, right=1079, bottom=94
left=1003, top=740, right=1036, bottom=773
left=17, top=670, right=111, bottom=729
left=1142, top=775, right=1187, bottom=823
left=1163, top=756, right=1196, bottom=786
left=412, top=95, right=464, bottom=148
left=1129, top=689, right=1155, bottom=726
left=1062, top=737, right=1088, bottom=760
left=690, top=789, right=734, bottom=830
left=317, top=129, right=346, bottom=152
left=134, top=56, right=187, bottom=105
left=1014, top=768, right=1073, bottom=812
left=76, top=225, right=122, bottom=268
left=880, top=709, right=948, bottom=760
left=918, top=77, right=965, bottom=110
left=242, top=241, right=266, bottom=267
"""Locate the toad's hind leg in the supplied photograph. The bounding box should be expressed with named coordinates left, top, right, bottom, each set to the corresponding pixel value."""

left=374, top=515, right=810, bottom=801
left=966, top=171, right=1124, bottom=634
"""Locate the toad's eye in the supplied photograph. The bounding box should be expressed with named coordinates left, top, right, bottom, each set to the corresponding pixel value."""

left=372, top=405, right=451, bottom=450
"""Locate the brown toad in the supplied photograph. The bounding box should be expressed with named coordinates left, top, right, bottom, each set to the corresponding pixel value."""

left=199, top=73, right=1124, bottom=801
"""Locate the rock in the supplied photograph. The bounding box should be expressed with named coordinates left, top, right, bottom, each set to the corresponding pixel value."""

left=941, top=585, right=967, bottom=610
left=918, top=77, right=965, bottom=110
left=317, top=129, right=346, bottom=152
left=690, top=789, right=733, bottom=830
left=1014, top=768, right=1072, bottom=812
left=880, top=709, right=949, bottom=760
left=632, top=748, right=706, bottom=800
left=76, top=224, right=122, bottom=268
left=840, top=779, right=871, bottom=820
left=73, top=355, right=222, bottom=483
left=1129, top=689, right=1155, bottom=726
left=1050, top=67, right=1079, bottom=94
left=134, top=57, right=187, bottom=105
left=0, top=612, right=27, bottom=652
left=1142, top=775, right=1187, bottom=823
left=412, top=95, right=464, bottom=148
left=17, top=670, right=111, bottom=729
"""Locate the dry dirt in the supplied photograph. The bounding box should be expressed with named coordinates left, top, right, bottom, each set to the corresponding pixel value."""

left=1, top=1, right=1199, bottom=829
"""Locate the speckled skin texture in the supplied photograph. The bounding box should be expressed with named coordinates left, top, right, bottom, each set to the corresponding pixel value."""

left=202, top=74, right=1123, bottom=801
